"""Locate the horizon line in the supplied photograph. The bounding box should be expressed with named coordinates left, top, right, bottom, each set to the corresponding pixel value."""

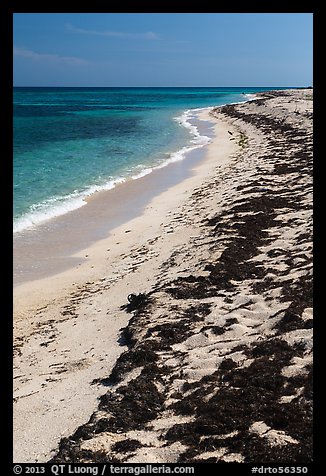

left=13, top=85, right=310, bottom=88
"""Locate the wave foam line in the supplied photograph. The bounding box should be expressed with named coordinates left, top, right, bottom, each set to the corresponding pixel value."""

left=13, top=177, right=126, bottom=234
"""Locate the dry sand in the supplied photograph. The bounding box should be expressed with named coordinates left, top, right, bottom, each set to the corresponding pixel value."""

left=13, top=89, right=313, bottom=463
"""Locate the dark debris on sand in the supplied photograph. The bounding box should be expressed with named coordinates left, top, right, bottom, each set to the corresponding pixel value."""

left=50, top=91, right=313, bottom=464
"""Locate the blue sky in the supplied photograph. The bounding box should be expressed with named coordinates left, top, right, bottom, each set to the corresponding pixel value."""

left=13, top=13, right=313, bottom=87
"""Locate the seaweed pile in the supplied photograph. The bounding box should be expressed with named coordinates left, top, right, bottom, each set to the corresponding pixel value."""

left=50, top=90, right=313, bottom=463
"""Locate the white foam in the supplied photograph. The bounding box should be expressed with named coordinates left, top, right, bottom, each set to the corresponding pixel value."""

left=13, top=176, right=126, bottom=234
left=174, top=108, right=212, bottom=144
left=13, top=195, right=86, bottom=234
left=130, top=167, right=154, bottom=180
left=129, top=108, right=212, bottom=176
left=243, top=93, right=259, bottom=101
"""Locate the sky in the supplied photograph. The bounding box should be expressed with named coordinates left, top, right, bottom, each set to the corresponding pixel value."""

left=13, top=13, right=313, bottom=87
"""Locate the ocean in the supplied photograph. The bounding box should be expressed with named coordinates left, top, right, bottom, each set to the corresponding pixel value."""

left=13, top=87, right=287, bottom=233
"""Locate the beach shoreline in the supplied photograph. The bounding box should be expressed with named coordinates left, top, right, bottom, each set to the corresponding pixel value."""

left=13, top=108, right=215, bottom=287
left=13, top=89, right=313, bottom=463
left=13, top=95, right=258, bottom=287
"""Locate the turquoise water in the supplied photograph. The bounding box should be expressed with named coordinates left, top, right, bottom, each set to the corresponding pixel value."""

left=13, top=87, right=287, bottom=232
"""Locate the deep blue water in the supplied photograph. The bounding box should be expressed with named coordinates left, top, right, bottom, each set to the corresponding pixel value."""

left=13, top=87, right=288, bottom=232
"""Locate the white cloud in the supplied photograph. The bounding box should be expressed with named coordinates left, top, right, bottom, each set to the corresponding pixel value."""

left=13, top=47, right=89, bottom=66
left=65, top=23, right=159, bottom=40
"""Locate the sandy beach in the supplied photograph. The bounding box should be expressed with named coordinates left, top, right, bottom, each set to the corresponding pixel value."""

left=13, top=89, right=313, bottom=463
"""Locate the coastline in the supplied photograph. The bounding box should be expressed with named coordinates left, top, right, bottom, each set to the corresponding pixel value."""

left=13, top=89, right=313, bottom=463
left=13, top=107, right=216, bottom=286
left=13, top=93, right=257, bottom=238
left=13, top=103, right=214, bottom=236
